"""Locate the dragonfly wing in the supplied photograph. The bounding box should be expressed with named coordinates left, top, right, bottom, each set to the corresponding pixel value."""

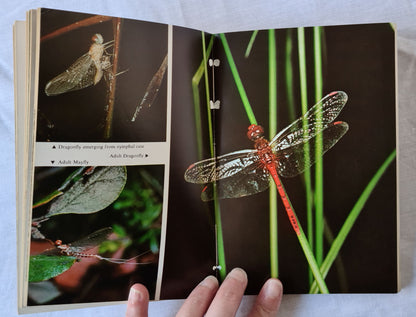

left=45, top=53, right=97, bottom=96
left=270, top=91, right=348, bottom=151
left=184, top=149, right=258, bottom=184
left=275, top=121, right=349, bottom=177
left=201, top=163, right=270, bottom=201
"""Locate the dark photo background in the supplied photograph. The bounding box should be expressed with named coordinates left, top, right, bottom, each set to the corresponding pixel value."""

left=162, top=23, right=396, bottom=297
left=37, top=9, right=168, bottom=142
left=160, top=27, right=217, bottom=299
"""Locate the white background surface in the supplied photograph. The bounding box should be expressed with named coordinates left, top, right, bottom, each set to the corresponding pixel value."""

left=2, top=0, right=416, bottom=316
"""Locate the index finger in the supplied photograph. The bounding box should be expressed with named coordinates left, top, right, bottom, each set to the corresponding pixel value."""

left=205, top=268, right=248, bottom=317
left=249, top=278, right=283, bottom=317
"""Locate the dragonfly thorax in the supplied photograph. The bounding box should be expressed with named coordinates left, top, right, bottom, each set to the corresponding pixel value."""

left=247, top=124, right=264, bottom=141
left=254, top=138, right=276, bottom=165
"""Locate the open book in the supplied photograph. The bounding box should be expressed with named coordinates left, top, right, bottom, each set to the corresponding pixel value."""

left=15, top=8, right=398, bottom=314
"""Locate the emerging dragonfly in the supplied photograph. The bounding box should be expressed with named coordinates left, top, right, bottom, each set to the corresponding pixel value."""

left=184, top=91, right=349, bottom=234
left=42, top=227, right=146, bottom=264
left=45, top=33, right=114, bottom=96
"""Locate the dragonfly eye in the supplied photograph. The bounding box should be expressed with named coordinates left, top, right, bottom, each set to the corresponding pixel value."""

left=92, top=33, right=104, bottom=44
left=247, top=124, right=264, bottom=141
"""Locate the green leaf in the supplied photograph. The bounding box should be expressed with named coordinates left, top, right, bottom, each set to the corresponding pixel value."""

left=29, top=255, right=77, bottom=282
left=32, top=190, right=63, bottom=209
left=45, top=166, right=127, bottom=216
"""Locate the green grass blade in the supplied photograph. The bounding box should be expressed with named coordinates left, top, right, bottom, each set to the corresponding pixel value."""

left=191, top=34, right=226, bottom=280
left=268, top=29, right=279, bottom=278
left=285, top=29, right=296, bottom=122
left=297, top=226, right=329, bottom=293
left=219, top=33, right=257, bottom=125
left=203, top=34, right=227, bottom=280
left=274, top=176, right=329, bottom=293
left=313, top=26, right=324, bottom=266
left=309, top=150, right=396, bottom=293
left=191, top=34, right=214, bottom=159
left=202, top=33, right=215, bottom=157
left=213, top=189, right=226, bottom=280
left=298, top=27, right=314, bottom=285
left=245, top=30, right=259, bottom=58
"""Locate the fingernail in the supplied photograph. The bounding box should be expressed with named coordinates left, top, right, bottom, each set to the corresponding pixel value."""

left=227, top=268, right=248, bottom=283
left=263, top=278, right=283, bottom=301
left=129, top=286, right=143, bottom=303
left=199, top=275, right=219, bottom=290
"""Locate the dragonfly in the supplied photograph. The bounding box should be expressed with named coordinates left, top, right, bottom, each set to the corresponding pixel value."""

left=45, top=33, right=114, bottom=96
left=42, top=227, right=147, bottom=264
left=184, top=91, right=349, bottom=235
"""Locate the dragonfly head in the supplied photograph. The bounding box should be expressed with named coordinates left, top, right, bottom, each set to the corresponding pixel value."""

left=91, top=33, right=104, bottom=44
left=247, top=124, right=264, bottom=141
left=54, top=239, right=63, bottom=246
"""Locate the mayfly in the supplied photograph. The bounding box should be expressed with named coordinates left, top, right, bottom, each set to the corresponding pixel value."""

left=42, top=227, right=150, bottom=265
left=45, top=33, right=114, bottom=96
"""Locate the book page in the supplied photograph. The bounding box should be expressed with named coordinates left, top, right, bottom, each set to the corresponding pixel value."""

left=22, top=8, right=172, bottom=312
left=191, top=25, right=398, bottom=294
left=14, top=19, right=27, bottom=312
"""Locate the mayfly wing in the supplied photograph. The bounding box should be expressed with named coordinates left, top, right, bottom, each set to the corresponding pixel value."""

left=269, top=91, right=348, bottom=151
left=44, top=34, right=111, bottom=96
left=131, top=53, right=168, bottom=121
left=65, top=227, right=113, bottom=253
left=41, top=227, right=113, bottom=255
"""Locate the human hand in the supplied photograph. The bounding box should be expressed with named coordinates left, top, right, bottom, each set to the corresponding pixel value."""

left=126, top=267, right=283, bottom=317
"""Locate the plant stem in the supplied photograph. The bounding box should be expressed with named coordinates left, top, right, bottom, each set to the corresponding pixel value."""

left=272, top=174, right=329, bottom=293
left=104, top=17, right=122, bottom=139
left=191, top=35, right=214, bottom=159
left=201, top=33, right=227, bottom=280
left=298, top=26, right=314, bottom=285
left=285, top=29, right=296, bottom=123
left=219, top=33, right=257, bottom=125
left=40, top=15, right=113, bottom=42
left=245, top=30, right=259, bottom=58
left=268, top=29, right=279, bottom=278
left=313, top=26, right=324, bottom=266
